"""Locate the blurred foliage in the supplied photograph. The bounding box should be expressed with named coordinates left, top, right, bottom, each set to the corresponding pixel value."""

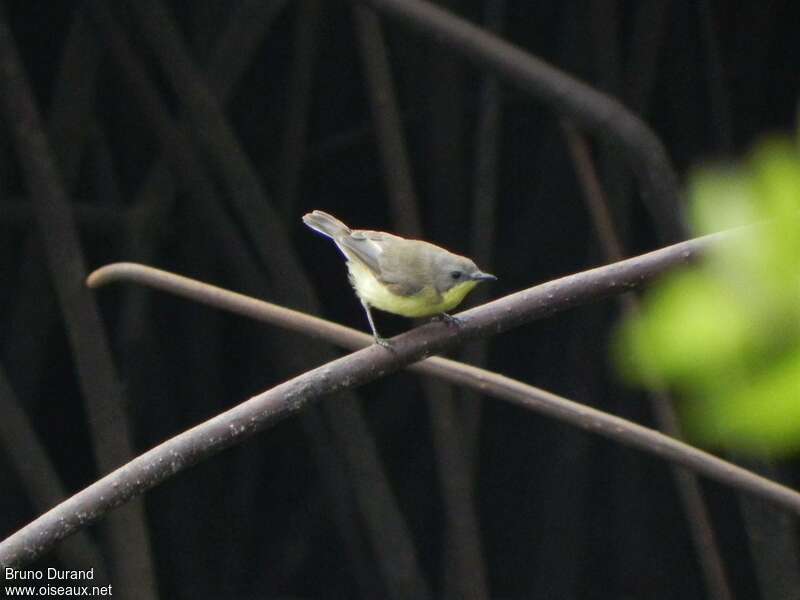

left=615, top=137, right=800, bottom=456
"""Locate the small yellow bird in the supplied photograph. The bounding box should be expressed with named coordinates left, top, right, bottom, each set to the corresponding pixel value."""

left=303, top=210, right=496, bottom=346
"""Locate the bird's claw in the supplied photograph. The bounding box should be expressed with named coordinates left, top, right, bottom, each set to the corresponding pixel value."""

left=436, top=313, right=462, bottom=327
left=374, top=336, right=395, bottom=350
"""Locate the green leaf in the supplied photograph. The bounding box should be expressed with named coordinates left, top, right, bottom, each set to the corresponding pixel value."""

left=614, top=134, right=800, bottom=456
left=684, top=349, right=800, bottom=456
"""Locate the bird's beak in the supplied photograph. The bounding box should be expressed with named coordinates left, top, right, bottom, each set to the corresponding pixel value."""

left=471, top=271, right=497, bottom=281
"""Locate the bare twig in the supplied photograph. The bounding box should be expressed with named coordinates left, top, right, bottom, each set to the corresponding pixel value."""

left=697, top=5, right=800, bottom=597
left=301, top=411, right=385, bottom=599
left=2, top=3, right=108, bottom=417
left=626, top=0, right=671, bottom=115
left=461, top=0, right=505, bottom=479
left=0, top=6, right=157, bottom=597
left=562, top=123, right=733, bottom=600
left=207, top=0, right=290, bottom=90
left=426, top=381, right=487, bottom=600
left=48, top=4, right=100, bottom=191
left=130, top=0, right=287, bottom=224
left=308, top=110, right=420, bottom=161
left=89, top=123, right=124, bottom=208
left=561, top=123, right=629, bottom=263
left=0, top=365, right=107, bottom=579
left=697, top=0, right=733, bottom=153
left=121, top=0, right=300, bottom=282
left=352, top=6, right=487, bottom=598
left=609, top=0, right=671, bottom=244
left=738, top=459, right=800, bottom=600
left=105, top=2, right=430, bottom=593
left=4, top=229, right=800, bottom=567
left=278, top=0, right=323, bottom=216
left=0, top=239, right=54, bottom=404
left=589, top=0, right=621, bottom=94
left=361, top=0, right=686, bottom=241
left=119, top=0, right=287, bottom=382
left=2, top=199, right=125, bottom=230
left=352, top=5, right=423, bottom=235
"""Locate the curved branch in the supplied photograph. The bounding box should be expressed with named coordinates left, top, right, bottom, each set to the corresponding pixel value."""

left=0, top=365, right=107, bottom=577
left=91, top=3, right=431, bottom=592
left=353, top=7, right=487, bottom=597
left=5, top=230, right=800, bottom=567
left=361, top=0, right=685, bottom=241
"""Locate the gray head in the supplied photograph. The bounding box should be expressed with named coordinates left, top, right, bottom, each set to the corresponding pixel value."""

left=432, top=251, right=497, bottom=294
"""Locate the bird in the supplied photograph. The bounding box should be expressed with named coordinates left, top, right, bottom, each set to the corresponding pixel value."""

left=303, top=210, right=496, bottom=346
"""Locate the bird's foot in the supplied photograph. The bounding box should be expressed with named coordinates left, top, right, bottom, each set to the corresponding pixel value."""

left=435, top=313, right=462, bottom=327
left=374, top=336, right=395, bottom=350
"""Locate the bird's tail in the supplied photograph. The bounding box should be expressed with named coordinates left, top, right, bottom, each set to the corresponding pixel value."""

left=302, top=210, right=351, bottom=239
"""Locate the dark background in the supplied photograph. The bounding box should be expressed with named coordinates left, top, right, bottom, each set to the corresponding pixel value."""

left=1, top=1, right=799, bottom=599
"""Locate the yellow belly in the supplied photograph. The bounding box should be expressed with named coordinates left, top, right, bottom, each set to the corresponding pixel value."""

left=348, top=261, right=477, bottom=318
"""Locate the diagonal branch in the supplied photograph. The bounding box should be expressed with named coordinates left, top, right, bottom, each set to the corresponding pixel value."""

left=0, top=364, right=107, bottom=578
left=461, top=0, right=505, bottom=482
left=5, top=227, right=800, bottom=567
left=92, top=3, right=430, bottom=593
left=562, top=123, right=733, bottom=600
left=278, top=0, right=323, bottom=216
left=352, top=5, right=423, bottom=235
left=352, top=6, right=486, bottom=597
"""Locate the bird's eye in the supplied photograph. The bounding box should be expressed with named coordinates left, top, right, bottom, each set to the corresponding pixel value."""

left=450, top=271, right=462, bottom=280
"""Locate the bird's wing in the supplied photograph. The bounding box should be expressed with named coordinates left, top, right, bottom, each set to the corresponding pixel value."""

left=337, top=230, right=395, bottom=275
left=384, top=279, right=427, bottom=297
left=376, top=246, right=430, bottom=296
left=339, top=231, right=429, bottom=297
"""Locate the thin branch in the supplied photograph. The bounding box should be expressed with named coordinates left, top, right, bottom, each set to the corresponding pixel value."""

left=2, top=3, right=107, bottom=425
left=122, top=0, right=300, bottom=282
left=207, top=0, right=290, bottom=90
left=4, top=230, right=800, bottom=567
left=0, top=6, right=158, bottom=596
left=1, top=239, right=54, bottom=406
left=300, top=410, right=385, bottom=599
left=308, top=110, right=420, bottom=161
left=626, top=0, right=671, bottom=115
left=561, top=123, right=628, bottom=263
left=90, top=3, right=429, bottom=593
left=116, top=0, right=282, bottom=372
left=562, top=123, right=734, bottom=600
left=426, top=381, right=486, bottom=600
left=424, top=11, right=468, bottom=251
left=278, top=0, right=323, bottom=216
left=88, top=122, right=124, bottom=208
left=361, top=0, right=685, bottom=242
left=589, top=0, right=621, bottom=94
left=738, top=459, right=800, bottom=600
left=0, top=364, right=107, bottom=579
left=352, top=5, right=423, bottom=235
left=320, top=399, right=430, bottom=599
left=604, top=0, right=671, bottom=245
left=697, top=0, right=733, bottom=153
left=130, top=0, right=287, bottom=218
left=679, top=68, right=798, bottom=595
left=120, top=0, right=287, bottom=383
left=461, top=0, right=505, bottom=480
left=2, top=199, right=125, bottom=231
left=48, top=4, right=100, bottom=191
left=122, top=2, right=431, bottom=592
left=352, top=6, right=487, bottom=598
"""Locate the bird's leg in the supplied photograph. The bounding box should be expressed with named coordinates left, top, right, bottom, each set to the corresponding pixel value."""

left=360, top=299, right=392, bottom=348
left=434, top=312, right=462, bottom=327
